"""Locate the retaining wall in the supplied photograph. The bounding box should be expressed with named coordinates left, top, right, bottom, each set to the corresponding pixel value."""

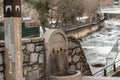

left=65, top=22, right=104, bottom=39
left=0, top=38, right=45, bottom=80
left=0, top=36, right=91, bottom=80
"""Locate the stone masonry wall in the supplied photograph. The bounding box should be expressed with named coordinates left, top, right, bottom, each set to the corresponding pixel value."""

left=0, top=36, right=92, bottom=80
left=68, top=36, right=92, bottom=76
left=0, top=41, right=5, bottom=80
left=22, top=38, right=45, bottom=80
left=0, top=38, right=45, bottom=80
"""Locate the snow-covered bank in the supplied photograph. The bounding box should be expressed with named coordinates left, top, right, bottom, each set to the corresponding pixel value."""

left=81, top=19, right=120, bottom=74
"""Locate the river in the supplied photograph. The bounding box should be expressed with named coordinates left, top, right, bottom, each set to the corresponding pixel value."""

left=81, top=19, right=120, bottom=75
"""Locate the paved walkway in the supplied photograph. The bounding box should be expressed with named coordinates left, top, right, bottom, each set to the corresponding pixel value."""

left=83, top=76, right=120, bottom=80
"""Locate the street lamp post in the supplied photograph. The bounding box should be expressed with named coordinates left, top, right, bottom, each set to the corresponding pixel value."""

left=3, top=0, right=23, bottom=80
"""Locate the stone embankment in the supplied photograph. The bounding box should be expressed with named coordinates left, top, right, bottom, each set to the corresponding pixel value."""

left=65, top=20, right=104, bottom=39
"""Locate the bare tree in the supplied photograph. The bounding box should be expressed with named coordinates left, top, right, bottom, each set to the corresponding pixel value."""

left=25, top=0, right=50, bottom=32
left=83, top=0, right=99, bottom=23
left=25, top=0, right=84, bottom=29
left=51, top=0, right=84, bottom=28
left=99, top=0, right=113, bottom=7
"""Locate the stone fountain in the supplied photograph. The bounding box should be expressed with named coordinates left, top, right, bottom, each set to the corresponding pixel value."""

left=44, top=29, right=82, bottom=80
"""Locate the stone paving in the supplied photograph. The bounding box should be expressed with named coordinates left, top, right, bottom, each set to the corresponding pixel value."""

left=83, top=76, right=120, bottom=80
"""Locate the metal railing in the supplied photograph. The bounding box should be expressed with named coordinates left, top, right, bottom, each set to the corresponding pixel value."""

left=93, top=39, right=120, bottom=76
left=64, top=19, right=105, bottom=32
left=93, top=59, right=120, bottom=76
left=106, top=39, right=120, bottom=73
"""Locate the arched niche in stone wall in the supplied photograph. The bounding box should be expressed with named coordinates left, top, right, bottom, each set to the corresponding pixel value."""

left=44, top=29, right=68, bottom=76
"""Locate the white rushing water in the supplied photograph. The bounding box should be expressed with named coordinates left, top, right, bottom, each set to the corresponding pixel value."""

left=81, top=19, right=120, bottom=74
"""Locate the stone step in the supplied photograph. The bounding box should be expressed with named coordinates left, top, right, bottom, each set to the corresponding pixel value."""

left=83, top=76, right=120, bottom=80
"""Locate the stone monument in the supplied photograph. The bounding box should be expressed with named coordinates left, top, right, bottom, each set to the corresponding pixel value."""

left=44, top=29, right=68, bottom=76
left=44, top=29, right=82, bottom=80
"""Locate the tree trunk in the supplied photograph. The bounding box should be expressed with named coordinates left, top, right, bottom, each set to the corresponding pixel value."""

left=41, top=25, right=46, bottom=33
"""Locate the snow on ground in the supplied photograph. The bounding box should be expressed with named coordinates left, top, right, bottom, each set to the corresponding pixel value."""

left=81, top=19, right=120, bottom=74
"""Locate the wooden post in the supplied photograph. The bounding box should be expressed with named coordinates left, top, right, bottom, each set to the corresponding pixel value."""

left=4, top=0, right=23, bottom=80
